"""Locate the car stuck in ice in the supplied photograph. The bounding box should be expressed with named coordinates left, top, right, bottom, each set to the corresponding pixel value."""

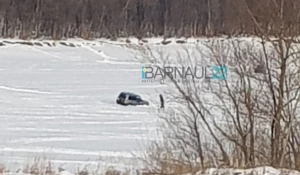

left=116, top=92, right=149, bottom=106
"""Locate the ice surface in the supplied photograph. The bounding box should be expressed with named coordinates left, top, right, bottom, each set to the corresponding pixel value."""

left=1, top=37, right=298, bottom=174
left=0, top=41, right=168, bottom=171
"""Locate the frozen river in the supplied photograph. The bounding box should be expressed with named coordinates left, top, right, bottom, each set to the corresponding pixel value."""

left=0, top=41, right=166, bottom=171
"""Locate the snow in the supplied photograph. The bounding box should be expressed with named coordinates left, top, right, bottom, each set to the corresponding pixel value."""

left=55, top=166, right=300, bottom=175
left=0, top=38, right=299, bottom=174
left=196, top=166, right=300, bottom=175
left=0, top=40, right=167, bottom=172
left=33, top=166, right=300, bottom=175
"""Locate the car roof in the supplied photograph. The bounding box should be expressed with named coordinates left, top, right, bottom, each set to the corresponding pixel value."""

left=120, top=92, right=140, bottom=97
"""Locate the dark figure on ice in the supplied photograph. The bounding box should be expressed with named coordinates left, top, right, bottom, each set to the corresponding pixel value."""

left=159, top=94, right=164, bottom=108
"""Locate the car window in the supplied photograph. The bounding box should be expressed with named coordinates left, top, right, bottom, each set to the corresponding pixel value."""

left=129, top=95, right=134, bottom=100
left=119, top=93, right=126, bottom=98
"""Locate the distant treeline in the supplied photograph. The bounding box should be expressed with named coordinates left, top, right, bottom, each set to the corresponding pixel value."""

left=0, top=0, right=300, bottom=39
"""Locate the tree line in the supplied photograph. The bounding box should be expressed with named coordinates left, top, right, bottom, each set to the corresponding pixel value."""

left=0, top=0, right=300, bottom=39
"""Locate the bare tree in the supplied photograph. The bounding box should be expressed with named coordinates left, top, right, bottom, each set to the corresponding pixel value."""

left=133, top=22, right=300, bottom=173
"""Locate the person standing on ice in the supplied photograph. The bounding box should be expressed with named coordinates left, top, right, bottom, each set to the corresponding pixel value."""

left=159, top=94, right=164, bottom=108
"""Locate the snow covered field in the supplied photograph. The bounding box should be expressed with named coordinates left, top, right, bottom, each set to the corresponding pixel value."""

left=0, top=39, right=169, bottom=171
left=1, top=38, right=297, bottom=175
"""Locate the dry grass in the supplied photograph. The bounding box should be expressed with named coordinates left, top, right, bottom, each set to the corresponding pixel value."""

left=0, top=157, right=134, bottom=175
left=1, top=156, right=300, bottom=175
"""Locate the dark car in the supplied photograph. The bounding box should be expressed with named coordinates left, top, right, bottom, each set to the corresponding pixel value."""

left=116, top=92, right=149, bottom=106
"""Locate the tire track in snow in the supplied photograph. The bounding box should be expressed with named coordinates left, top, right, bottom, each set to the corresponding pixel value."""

left=0, top=147, right=141, bottom=158
left=25, top=45, right=79, bottom=62
left=82, top=45, right=141, bottom=65
left=0, top=85, right=59, bottom=95
left=7, top=133, right=157, bottom=145
left=25, top=45, right=63, bottom=60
